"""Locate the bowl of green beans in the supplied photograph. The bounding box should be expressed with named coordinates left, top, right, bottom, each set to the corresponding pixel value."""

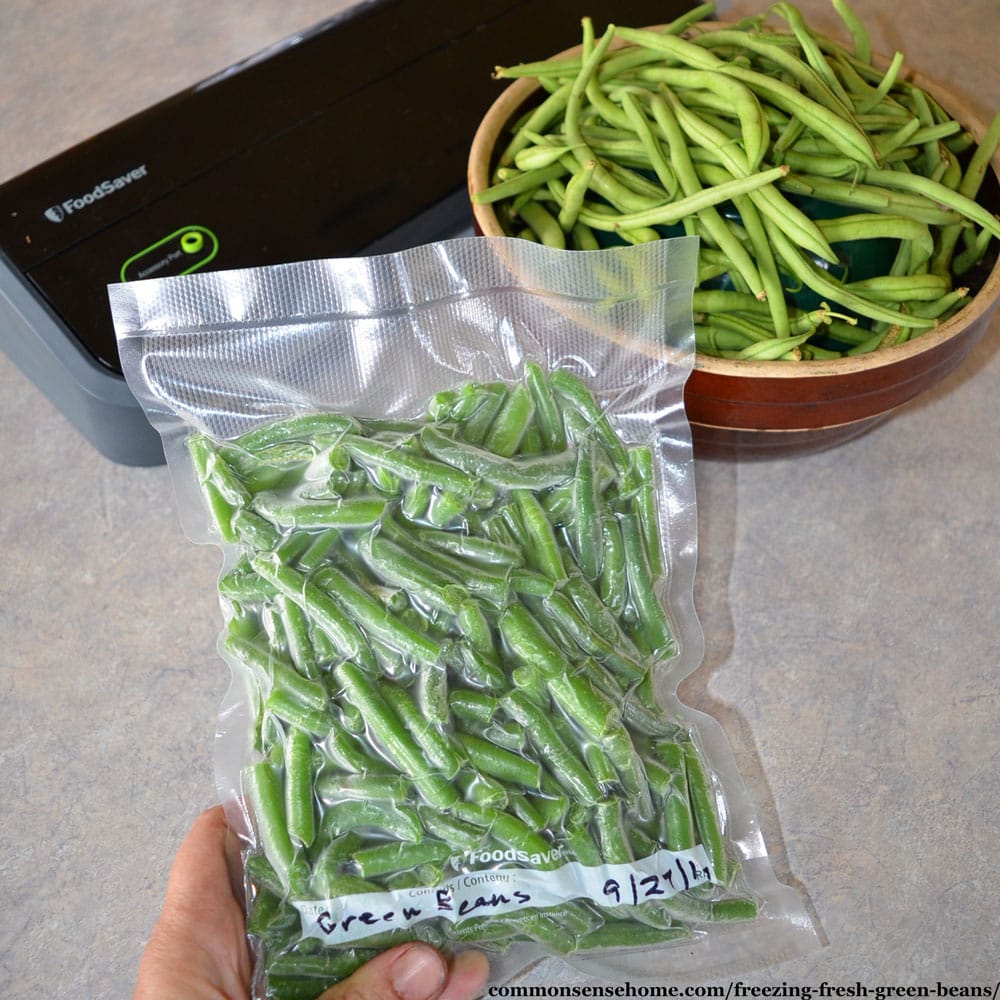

left=467, top=6, right=1000, bottom=456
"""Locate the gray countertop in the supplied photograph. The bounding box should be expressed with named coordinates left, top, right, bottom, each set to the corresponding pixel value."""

left=1, top=2, right=998, bottom=997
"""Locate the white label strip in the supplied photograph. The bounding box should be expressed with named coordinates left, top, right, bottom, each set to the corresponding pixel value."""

left=293, top=846, right=715, bottom=946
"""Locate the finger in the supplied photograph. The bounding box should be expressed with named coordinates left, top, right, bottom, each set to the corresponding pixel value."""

left=162, top=806, right=238, bottom=919
left=317, top=943, right=488, bottom=1000
left=440, top=949, right=491, bottom=1000
left=134, top=806, right=251, bottom=999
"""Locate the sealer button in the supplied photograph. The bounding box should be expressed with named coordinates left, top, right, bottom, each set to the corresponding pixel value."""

left=181, top=230, right=204, bottom=254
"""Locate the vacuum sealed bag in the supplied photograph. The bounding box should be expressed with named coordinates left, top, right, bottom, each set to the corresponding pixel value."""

left=109, top=235, right=818, bottom=999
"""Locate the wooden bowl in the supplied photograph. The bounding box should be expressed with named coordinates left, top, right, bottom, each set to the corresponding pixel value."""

left=467, top=29, right=1000, bottom=458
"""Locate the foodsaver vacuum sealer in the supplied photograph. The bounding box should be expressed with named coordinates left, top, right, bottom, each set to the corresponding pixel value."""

left=0, top=0, right=694, bottom=465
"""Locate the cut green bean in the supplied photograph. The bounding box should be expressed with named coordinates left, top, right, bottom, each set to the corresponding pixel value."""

left=318, top=797, right=423, bottom=842
left=284, top=727, right=317, bottom=849
left=352, top=839, right=452, bottom=879
left=457, top=732, right=543, bottom=789
left=249, top=555, right=379, bottom=672
left=502, top=691, right=603, bottom=804
left=379, top=680, right=463, bottom=778
left=333, top=662, right=458, bottom=809
left=245, top=761, right=309, bottom=895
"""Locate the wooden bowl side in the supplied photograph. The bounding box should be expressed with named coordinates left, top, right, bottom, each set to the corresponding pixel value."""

left=686, top=286, right=1000, bottom=431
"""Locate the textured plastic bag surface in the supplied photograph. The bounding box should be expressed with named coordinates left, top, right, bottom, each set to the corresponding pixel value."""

left=110, top=236, right=818, bottom=998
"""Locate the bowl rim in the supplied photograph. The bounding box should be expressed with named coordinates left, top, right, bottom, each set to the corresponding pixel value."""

left=467, top=21, right=1000, bottom=381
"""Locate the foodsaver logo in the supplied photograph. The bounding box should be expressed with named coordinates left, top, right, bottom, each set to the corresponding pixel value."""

left=449, top=845, right=567, bottom=870
left=43, top=163, right=148, bottom=222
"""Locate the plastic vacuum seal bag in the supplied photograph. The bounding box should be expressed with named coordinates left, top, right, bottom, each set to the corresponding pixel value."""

left=109, top=235, right=819, bottom=999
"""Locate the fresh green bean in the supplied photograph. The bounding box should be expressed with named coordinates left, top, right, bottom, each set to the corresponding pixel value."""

left=953, top=228, right=993, bottom=275
left=844, top=274, right=951, bottom=302
left=472, top=161, right=567, bottom=207
left=556, top=158, right=597, bottom=232
left=479, top=7, right=998, bottom=358
left=778, top=171, right=965, bottom=226
left=563, top=23, right=668, bottom=217
left=516, top=199, right=566, bottom=249
left=496, top=82, right=574, bottom=167
left=831, top=0, right=872, bottom=63
left=762, top=216, right=936, bottom=329
left=575, top=163, right=793, bottom=234
left=657, top=89, right=838, bottom=265
left=632, top=91, right=766, bottom=300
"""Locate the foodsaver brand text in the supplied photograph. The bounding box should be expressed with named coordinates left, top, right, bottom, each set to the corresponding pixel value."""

left=449, top=845, right=568, bottom=869
left=43, top=164, right=148, bottom=222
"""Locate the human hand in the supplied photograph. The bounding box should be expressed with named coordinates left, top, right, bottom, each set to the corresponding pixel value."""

left=134, top=805, right=490, bottom=1000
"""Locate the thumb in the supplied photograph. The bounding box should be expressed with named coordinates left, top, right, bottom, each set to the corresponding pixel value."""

left=318, top=943, right=489, bottom=1000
